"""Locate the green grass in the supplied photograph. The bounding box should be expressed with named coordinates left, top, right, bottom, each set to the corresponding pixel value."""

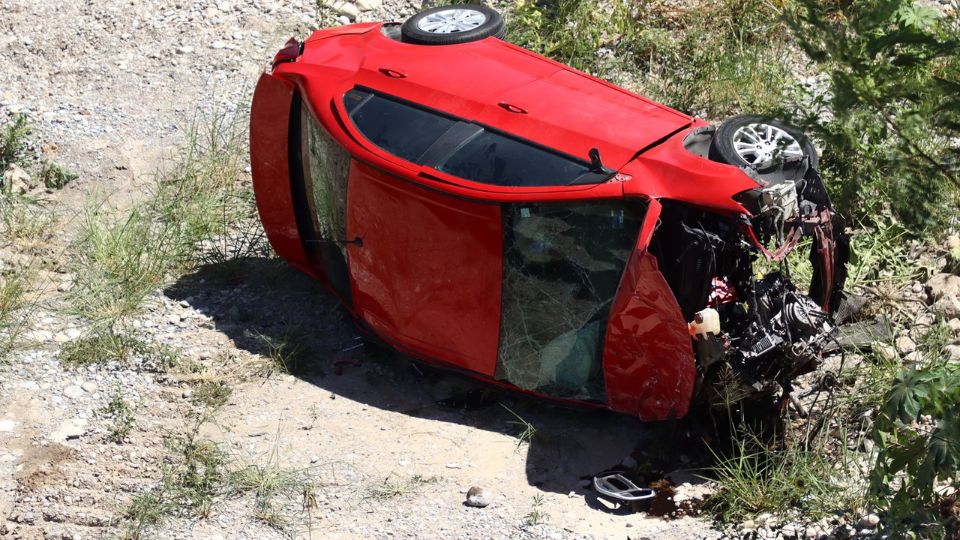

left=0, top=272, right=30, bottom=362
left=38, top=159, right=77, bottom=190
left=366, top=474, right=440, bottom=500
left=59, top=331, right=177, bottom=371
left=500, top=403, right=538, bottom=450
left=101, top=384, right=136, bottom=443
left=67, top=106, right=261, bottom=332
left=0, top=114, right=31, bottom=174
left=190, top=381, right=233, bottom=410
left=523, top=493, right=550, bottom=526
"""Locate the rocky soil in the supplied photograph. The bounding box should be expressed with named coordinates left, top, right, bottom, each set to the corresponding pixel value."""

left=0, top=0, right=721, bottom=538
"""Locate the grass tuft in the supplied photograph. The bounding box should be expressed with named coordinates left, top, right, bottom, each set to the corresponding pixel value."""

left=101, top=384, right=136, bottom=443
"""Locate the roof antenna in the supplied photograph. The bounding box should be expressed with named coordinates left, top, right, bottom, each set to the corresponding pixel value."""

left=589, top=147, right=604, bottom=172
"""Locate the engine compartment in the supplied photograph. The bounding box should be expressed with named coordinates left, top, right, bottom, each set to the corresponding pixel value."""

left=651, top=124, right=851, bottom=409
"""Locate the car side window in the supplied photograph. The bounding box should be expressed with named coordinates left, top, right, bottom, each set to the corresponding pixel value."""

left=344, top=89, right=455, bottom=163
left=496, top=201, right=646, bottom=401
left=438, top=130, right=595, bottom=187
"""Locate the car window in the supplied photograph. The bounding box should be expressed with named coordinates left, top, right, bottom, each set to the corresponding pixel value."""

left=439, top=130, right=597, bottom=187
left=344, top=89, right=455, bottom=163
left=496, top=201, right=646, bottom=401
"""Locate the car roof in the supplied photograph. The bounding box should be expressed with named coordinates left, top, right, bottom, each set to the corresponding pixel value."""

left=300, top=24, right=693, bottom=171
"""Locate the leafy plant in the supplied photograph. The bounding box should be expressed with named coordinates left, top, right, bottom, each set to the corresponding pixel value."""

left=524, top=493, right=550, bottom=526
left=870, top=362, right=960, bottom=535
left=38, top=159, right=77, bottom=189
left=785, top=0, right=960, bottom=230
left=0, top=114, right=31, bottom=174
left=101, top=384, right=136, bottom=443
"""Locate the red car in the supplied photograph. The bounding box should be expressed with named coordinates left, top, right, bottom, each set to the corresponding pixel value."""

left=249, top=5, right=849, bottom=421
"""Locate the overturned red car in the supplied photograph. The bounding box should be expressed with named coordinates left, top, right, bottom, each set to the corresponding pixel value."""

left=250, top=5, right=849, bottom=421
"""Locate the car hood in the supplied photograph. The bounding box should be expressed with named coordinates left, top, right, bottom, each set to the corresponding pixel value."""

left=302, top=24, right=692, bottom=171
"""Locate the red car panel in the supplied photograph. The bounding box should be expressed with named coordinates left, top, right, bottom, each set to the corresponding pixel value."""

left=250, top=73, right=314, bottom=275
left=347, top=160, right=503, bottom=376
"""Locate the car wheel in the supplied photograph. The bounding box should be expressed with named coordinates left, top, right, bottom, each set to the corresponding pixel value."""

left=401, top=5, right=505, bottom=45
left=709, top=115, right=818, bottom=173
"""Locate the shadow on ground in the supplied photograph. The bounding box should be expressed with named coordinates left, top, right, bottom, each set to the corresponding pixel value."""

left=166, top=257, right=706, bottom=510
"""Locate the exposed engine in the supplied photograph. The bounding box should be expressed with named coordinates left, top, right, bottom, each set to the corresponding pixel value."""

left=652, top=123, right=851, bottom=409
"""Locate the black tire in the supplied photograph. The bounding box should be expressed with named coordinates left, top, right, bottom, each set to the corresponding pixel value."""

left=709, top=115, right=818, bottom=173
left=401, top=5, right=505, bottom=45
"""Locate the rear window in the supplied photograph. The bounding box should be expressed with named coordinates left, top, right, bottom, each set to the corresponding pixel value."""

left=344, top=89, right=455, bottom=163
left=438, top=130, right=595, bottom=187
left=343, top=88, right=610, bottom=187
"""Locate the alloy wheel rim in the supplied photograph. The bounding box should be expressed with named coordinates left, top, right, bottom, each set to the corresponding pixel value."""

left=732, top=123, right=805, bottom=169
left=417, top=8, right=487, bottom=34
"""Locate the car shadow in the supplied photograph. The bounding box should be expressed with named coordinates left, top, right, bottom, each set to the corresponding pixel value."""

left=165, top=257, right=702, bottom=507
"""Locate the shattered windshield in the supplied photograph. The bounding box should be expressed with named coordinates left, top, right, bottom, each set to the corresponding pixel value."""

left=496, top=201, right=646, bottom=401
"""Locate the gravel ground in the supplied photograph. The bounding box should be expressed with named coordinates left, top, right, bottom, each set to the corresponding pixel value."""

left=0, top=0, right=721, bottom=538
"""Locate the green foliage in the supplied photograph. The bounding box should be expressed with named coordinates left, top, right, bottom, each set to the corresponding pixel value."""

left=101, top=384, right=136, bottom=443
left=705, top=431, right=862, bottom=522
left=785, top=0, right=960, bottom=230
left=38, top=159, right=77, bottom=189
left=190, top=381, right=233, bottom=410
left=60, top=331, right=178, bottom=370
left=0, top=114, right=31, bottom=174
left=508, top=0, right=794, bottom=119
left=0, top=272, right=30, bottom=361
left=870, top=362, right=960, bottom=535
left=68, top=107, right=262, bottom=331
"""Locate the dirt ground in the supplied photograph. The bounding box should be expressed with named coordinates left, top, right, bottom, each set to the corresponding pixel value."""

left=0, top=0, right=720, bottom=538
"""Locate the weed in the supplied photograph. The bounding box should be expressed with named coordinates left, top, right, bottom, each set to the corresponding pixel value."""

left=164, top=431, right=227, bottom=518
left=0, top=195, right=56, bottom=244
left=524, top=493, right=549, bottom=526
left=366, top=474, right=440, bottom=500
left=38, top=159, right=77, bottom=190
left=229, top=447, right=311, bottom=531
left=68, top=106, right=259, bottom=331
left=249, top=330, right=307, bottom=375
left=0, top=114, right=31, bottom=173
left=120, top=489, right=170, bottom=540
left=101, top=384, right=136, bottom=443
left=0, top=272, right=29, bottom=361
left=60, top=331, right=177, bottom=371
left=190, top=381, right=233, bottom=410
left=500, top=403, right=537, bottom=449
left=705, top=431, right=861, bottom=522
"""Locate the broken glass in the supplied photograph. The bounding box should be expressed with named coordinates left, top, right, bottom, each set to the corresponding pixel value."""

left=496, top=202, right=645, bottom=401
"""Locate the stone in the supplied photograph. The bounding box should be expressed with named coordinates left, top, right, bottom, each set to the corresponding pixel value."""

left=872, top=342, right=899, bottom=363
left=945, top=344, right=960, bottom=364
left=948, top=318, right=960, bottom=334
left=181, top=388, right=192, bottom=399
left=3, top=164, right=32, bottom=194
left=857, top=513, right=880, bottom=529
left=356, top=0, right=382, bottom=11
left=929, top=273, right=960, bottom=299
left=896, top=336, right=916, bottom=355
left=0, top=419, right=17, bottom=432
left=63, top=385, right=84, bottom=399
left=81, top=381, right=97, bottom=393
left=464, top=486, right=490, bottom=508
left=781, top=524, right=801, bottom=538
left=336, top=2, right=359, bottom=20
left=51, top=418, right=86, bottom=441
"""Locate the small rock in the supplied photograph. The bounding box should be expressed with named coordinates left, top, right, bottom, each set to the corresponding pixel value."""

left=465, top=486, right=490, bottom=508
left=356, top=0, right=382, bottom=10
left=740, top=519, right=756, bottom=531
left=781, top=524, right=801, bottom=538
left=182, top=388, right=193, bottom=399
left=945, top=344, right=960, bottom=364
left=81, top=381, right=97, bottom=393
left=872, top=342, right=898, bottom=363
left=336, top=2, right=359, bottom=20
left=0, top=419, right=17, bottom=432
left=857, top=513, right=880, bottom=529
left=63, top=385, right=84, bottom=399
left=947, top=318, right=960, bottom=334
left=948, top=235, right=960, bottom=251
left=176, top=46, right=194, bottom=54
left=895, top=336, right=916, bottom=355
left=51, top=418, right=86, bottom=441
left=3, top=164, right=32, bottom=194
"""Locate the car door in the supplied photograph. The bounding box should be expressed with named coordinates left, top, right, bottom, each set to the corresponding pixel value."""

left=341, top=90, right=503, bottom=376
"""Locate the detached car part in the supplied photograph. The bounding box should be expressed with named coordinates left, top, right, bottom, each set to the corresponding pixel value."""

left=250, top=6, right=850, bottom=421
